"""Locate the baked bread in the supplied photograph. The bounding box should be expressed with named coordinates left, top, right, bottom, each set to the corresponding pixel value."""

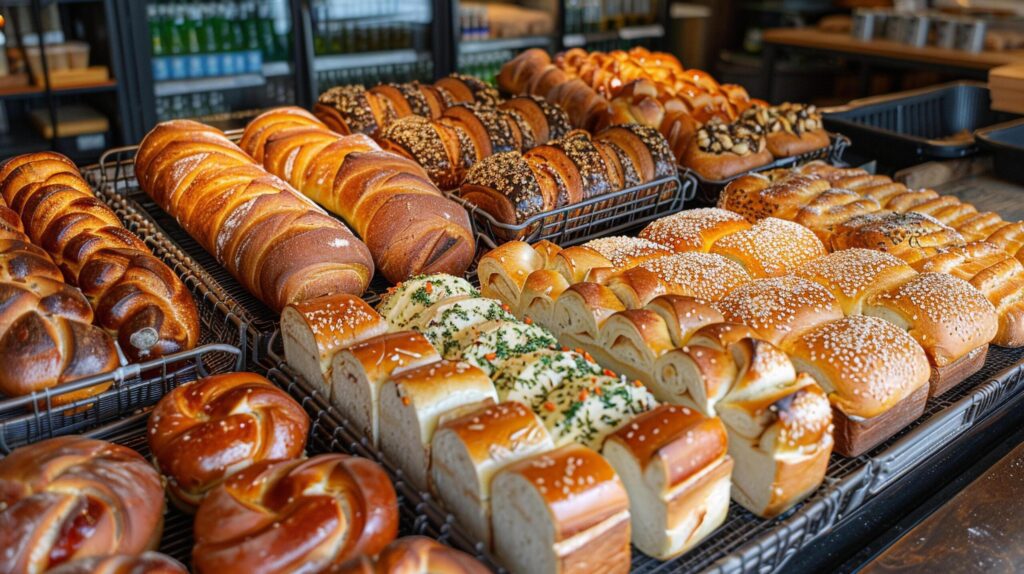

left=716, top=276, right=844, bottom=347
left=829, top=212, right=966, bottom=264
left=785, top=316, right=930, bottom=456
left=316, top=84, right=399, bottom=137
left=46, top=553, right=188, bottom=574
left=710, top=217, right=827, bottom=278
left=518, top=269, right=571, bottom=325
left=603, top=404, right=733, bottom=560
left=794, top=189, right=882, bottom=243
left=378, top=360, right=498, bottom=491
left=718, top=339, right=833, bottom=518
left=616, top=252, right=750, bottom=305
left=741, top=103, right=829, bottom=158
left=551, top=245, right=614, bottom=283
left=243, top=108, right=476, bottom=283
left=0, top=151, right=200, bottom=361
left=147, top=372, right=310, bottom=509
left=681, top=117, right=772, bottom=181
left=550, top=282, right=626, bottom=348
left=477, top=240, right=557, bottom=310
left=490, top=444, right=631, bottom=574
left=794, top=249, right=917, bottom=315
left=331, top=536, right=490, bottom=574
left=639, top=208, right=751, bottom=253
left=330, top=330, right=440, bottom=447
left=193, top=454, right=398, bottom=574
left=0, top=437, right=165, bottom=573
left=376, top=274, right=479, bottom=330
left=491, top=348, right=601, bottom=410
left=581, top=236, right=673, bottom=272
left=134, top=120, right=374, bottom=311
left=719, top=173, right=831, bottom=223
left=430, top=401, right=554, bottom=548
left=538, top=373, right=658, bottom=450
left=281, top=293, right=388, bottom=389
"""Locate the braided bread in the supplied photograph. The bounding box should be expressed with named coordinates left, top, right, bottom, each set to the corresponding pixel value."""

left=0, top=437, right=165, bottom=574
left=148, top=372, right=310, bottom=509
left=0, top=152, right=199, bottom=361
left=46, top=553, right=188, bottom=574
left=0, top=202, right=118, bottom=401
left=135, top=120, right=374, bottom=311
left=242, top=107, right=475, bottom=283
left=193, top=454, right=399, bottom=574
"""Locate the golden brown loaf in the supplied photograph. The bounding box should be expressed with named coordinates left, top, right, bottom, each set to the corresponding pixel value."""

left=134, top=119, right=374, bottom=311
left=46, top=553, right=188, bottom=574
left=241, top=107, right=475, bottom=283
left=147, top=372, right=311, bottom=509
left=193, top=454, right=399, bottom=574
left=639, top=207, right=750, bottom=252
left=0, top=436, right=165, bottom=574
left=715, top=276, right=844, bottom=346
left=330, top=536, right=491, bottom=574
left=0, top=211, right=119, bottom=401
left=0, top=152, right=199, bottom=361
left=740, top=103, right=829, bottom=158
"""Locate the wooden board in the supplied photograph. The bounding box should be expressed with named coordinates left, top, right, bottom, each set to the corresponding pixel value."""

left=763, top=28, right=1024, bottom=71
left=28, top=104, right=109, bottom=139
left=32, top=66, right=110, bottom=89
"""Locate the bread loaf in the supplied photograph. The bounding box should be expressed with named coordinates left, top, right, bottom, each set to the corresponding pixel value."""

left=0, top=437, right=165, bottom=574
left=46, top=553, right=188, bottom=574
left=241, top=107, right=475, bottom=284
left=0, top=152, right=199, bottom=361
left=193, top=454, right=398, bottom=574
left=147, top=372, right=310, bottom=509
left=135, top=120, right=374, bottom=311
left=740, top=103, right=829, bottom=158
left=331, top=536, right=491, bottom=574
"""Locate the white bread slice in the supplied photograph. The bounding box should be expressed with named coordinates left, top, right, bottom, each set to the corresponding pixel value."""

left=329, top=331, right=440, bottom=447
left=539, top=375, right=657, bottom=450
left=377, top=274, right=478, bottom=329
left=490, top=444, right=632, bottom=574
left=492, top=349, right=600, bottom=410
left=281, top=294, right=387, bottom=389
left=603, top=405, right=733, bottom=560
left=430, top=401, right=554, bottom=549
left=418, top=297, right=515, bottom=357
left=455, top=321, right=558, bottom=378
left=378, top=360, right=498, bottom=492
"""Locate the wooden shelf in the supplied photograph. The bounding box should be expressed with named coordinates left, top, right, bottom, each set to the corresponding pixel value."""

left=0, top=79, right=118, bottom=100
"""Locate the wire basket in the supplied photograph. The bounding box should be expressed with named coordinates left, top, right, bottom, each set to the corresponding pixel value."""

left=449, top=173, right=697, bottom=249
left=684, top=132, right=851, bottom=206
left=0, top=344, right=241, bottom=454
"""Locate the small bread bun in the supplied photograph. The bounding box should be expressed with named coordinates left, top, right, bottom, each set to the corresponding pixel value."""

left=716, top=276, right=843, bottom=346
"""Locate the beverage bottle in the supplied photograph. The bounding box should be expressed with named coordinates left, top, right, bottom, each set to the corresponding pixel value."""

left=184, top=5, right=205, bottom=78
left=149, top=4, right=170, bottom=81
left=242, top=2, right=262, bottom=73
left=167, top=5, right=188, bottom=80
left=227, top=4, right=246, bottom=75
left=257, top=3, right=279, bottom=61
left=198, top=4, right=221, bottom=77
left=214, top=4, right=236, bottom=76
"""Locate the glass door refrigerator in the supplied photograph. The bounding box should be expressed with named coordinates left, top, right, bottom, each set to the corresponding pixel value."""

left=453, top=0, right=555, bottom=85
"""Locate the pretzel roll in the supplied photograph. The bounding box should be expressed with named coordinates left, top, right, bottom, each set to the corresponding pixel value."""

left=519, top=269, right=570, bottom=326
left=281, top=294, right=388, bottom=389
left=330, top=331, right=440, bottom=447
left=716, top=276, right=843, bottom=346
left=794, top=248, right=917, bottom=315
left=332, top=536, right=491, bottom=574
left=830, top=212, right=966, bottom=264
left=490, top=444, right=631, bottom=574
left=786, top=316, right=929, bottom=456
left=0, top=437, right=164, bottom=574
left=551, top=281, right=626, bottom=348
left=148, top=372, right=310, bottom=509
left=551, top=245, right=614, bottom=284
left=431, top=401, right=554, bottom=547
left=710, top=217, right=827, bottom=278
left=639, top=208, right=750, bottom=253
left=794, top=189, right=882, bottom=242
left=477, top=241, right=545, bottom=310
left=378, top=360, right=498, bottom=491
left=47, top=553, right=188, bottom=574
left=581, top=236, right=673, bottom=271
left=644, top=294, right=725, bottom=346
left=193, top=454, right=399, bottom=574
left=376, top=274, right=478, bottom=330
left=865, top=272, right=998, bottom=375
left=604, top=405, right=732, bottom=559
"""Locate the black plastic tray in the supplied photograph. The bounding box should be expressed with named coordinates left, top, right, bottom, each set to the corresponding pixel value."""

left=975, top=118, right=1024, bottom=185
left=685, top=132, right=850, bottom=206
left=449, top=173, right=696, bottom=249
left=823, top=82, right=1016, bottom=167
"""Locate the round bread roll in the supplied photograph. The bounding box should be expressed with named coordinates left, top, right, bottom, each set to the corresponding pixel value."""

left=148, top=372, right=310, bottom=509
left=193, top=454, right=399, bottom=574
left=581, top=236, right=672, bottom=271
left=0, top=437, right=165, bottom=574
left=794, top=248, right=917, bottom=315
left=716, top=276, right=843, bottom=346
left=46, top=553, right=188, bottom=574
left=638, top=208, right=751, bottom=253
left=710, top=217, right=827, bottom=278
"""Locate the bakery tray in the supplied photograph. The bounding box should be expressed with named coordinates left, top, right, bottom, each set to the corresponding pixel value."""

left=685, top=132, right=850, bottom=206
left=823, top=81, right=1017, bottom=168
left=269, top=335, right=1023, bottom=573
left=974, top=118, right=1024, bottom=185
left=0, top=343, right=241, bottom=454
left=448, top=173, right=697, bottom=249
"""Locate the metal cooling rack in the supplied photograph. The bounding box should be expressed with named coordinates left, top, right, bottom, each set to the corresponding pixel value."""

left=0, top=343, right=240, bottom=454
left=449, top=173, right=697, bottom=249
left=684, top=132, right=851, bottom=206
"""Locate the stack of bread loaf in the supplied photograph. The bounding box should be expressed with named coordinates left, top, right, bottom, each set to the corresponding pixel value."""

left=498, top=47, right=830, bottom=180
left=719, top=161, right=1024, bottom=348
left=315, top=73, right=502, bottom=138
left=134, top=120, right=375, bottom=311
left=479, top=207, right=1002, bottom=457
left=280, top=282, right=737, bottom=569
left=239, top=106, right=475, bottom=283
left=459, top=122, right=677, bottom=228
